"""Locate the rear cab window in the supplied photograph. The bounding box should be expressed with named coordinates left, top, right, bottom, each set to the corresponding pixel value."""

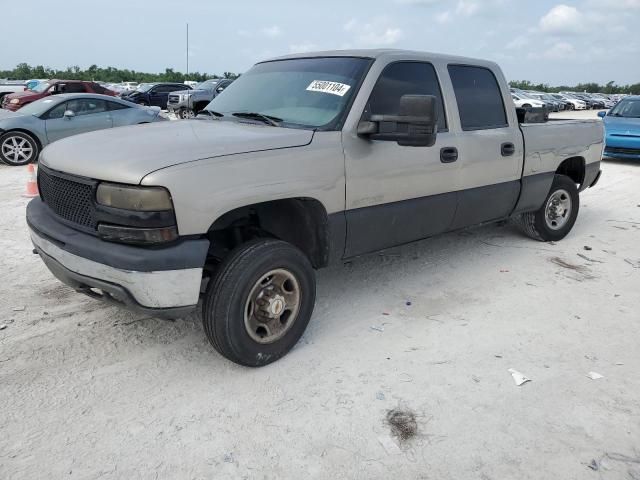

left=447, top=65, right=507, bottom=131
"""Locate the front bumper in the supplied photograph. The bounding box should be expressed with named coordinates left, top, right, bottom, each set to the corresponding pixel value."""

left=604, top=135, right=640, bottom=160
left=166, top=98, right=190, bottom=113
left=27, top=198, right=209, bottom=317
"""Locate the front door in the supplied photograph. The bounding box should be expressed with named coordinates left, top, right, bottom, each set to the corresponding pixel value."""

left=342, top=61, right=459, bottom=258
left=45, top=98, right=113, bottom=143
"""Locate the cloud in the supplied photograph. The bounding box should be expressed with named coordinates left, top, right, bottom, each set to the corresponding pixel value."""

left=586, top=0, right=640, bottom=9
left=506, top=35, right=529, bottom=50
left=288, top=43, right=319, bottom=53
left=261, top=26, right=282, bottom=37
left=435, top=11, right=452, bottom=23
left=532, top=41, right=576, bottom=60
left=539, top=5, right=585, bottom=35
left=394, top=0, right=440, bottom=4
left=343, top=18, right=403, bottom=46
left=456, top=0, right=479, bottom=16
left=238, top=26, right=283, bottom=38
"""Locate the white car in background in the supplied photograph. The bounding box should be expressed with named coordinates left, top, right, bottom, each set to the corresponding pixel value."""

left=511, top=93, right=546, bottom=109
left=120, top=82, right=139, bottom=92
left=554, top=93, right=587, bottom=110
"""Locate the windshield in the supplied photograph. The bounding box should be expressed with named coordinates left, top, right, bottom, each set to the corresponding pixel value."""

left=195, top=80, right=219, bottom=90
left=204, top=57, right=372, bottom=129
left=31, top=82, right=51, bottom=93
left=14, top=97, right=62, bottom=116
left=608, top=99, right=640, bottom=118
left=137, top=83, right=153, bottom=92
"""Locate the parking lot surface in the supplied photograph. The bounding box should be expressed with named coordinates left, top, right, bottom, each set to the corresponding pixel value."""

left=1, top=111, right=639, bottom=479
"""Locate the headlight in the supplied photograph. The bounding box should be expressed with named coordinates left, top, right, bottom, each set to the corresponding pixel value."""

left=10, top=98, right=20, bottom=104
left=96, top=183, right=173, bottom=211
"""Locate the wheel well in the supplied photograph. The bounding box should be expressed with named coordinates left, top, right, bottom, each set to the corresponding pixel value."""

left=193, top=101, right=209, bottom=112
left=207, top=198, right=330, bottom=269
left=556, top=157, right=585, bottom=186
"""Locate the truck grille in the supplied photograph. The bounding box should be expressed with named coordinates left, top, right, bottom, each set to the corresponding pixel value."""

left=38, top=166, right=97, bottom=229
left=168, top=95, right=180, bottom=104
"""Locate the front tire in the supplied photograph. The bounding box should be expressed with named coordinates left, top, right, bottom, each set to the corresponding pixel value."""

left=515, top=174, right=579, bottom=242
left=179, top=108, right=195, bottom=119
left=0, top=131, right=39, bottom=166
left=203, top=238, right=316, bottom=367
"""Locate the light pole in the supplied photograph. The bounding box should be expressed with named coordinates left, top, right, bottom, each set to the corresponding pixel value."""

left=186, top=23, right=189, bottom=78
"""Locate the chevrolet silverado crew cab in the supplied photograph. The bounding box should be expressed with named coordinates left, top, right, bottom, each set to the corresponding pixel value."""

left=27, top=49, right=603, bottom=367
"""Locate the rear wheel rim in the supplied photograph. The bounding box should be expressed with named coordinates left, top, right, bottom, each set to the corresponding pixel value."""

left=181, top=109, right=195, bottom=119
left=244, top=269, right=301, bottom=344
left=545, top=189, right=572, bottom=230
left=1, top=136, right=33, bottom=164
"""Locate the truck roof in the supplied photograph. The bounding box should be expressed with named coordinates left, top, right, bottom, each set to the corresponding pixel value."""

left=264, top=48, right=498, bottom=69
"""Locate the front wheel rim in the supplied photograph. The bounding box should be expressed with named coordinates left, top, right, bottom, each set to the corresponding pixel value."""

left=181, top=109, right=195, bottom=119
left=1, top=136, right=33, bottom=164
left=244, top=269, right=301, bottom=344
left=544, top=189, right=572, bottom=230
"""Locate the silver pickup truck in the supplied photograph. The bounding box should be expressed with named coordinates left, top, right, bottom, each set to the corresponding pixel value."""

left=27, top=49, right=603, bottom=366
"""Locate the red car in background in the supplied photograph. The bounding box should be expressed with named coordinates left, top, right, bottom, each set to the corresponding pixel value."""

left=1, top=80, right=116, bottom=111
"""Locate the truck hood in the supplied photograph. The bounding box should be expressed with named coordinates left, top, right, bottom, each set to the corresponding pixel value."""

left=40, top=119, right=314, bottom=184
left=604, top=116, right=640, bottom=135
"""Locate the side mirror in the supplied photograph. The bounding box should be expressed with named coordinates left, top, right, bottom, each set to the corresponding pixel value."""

left=216, top=86, right=226, bottom=93
left=357, top=94, right=438, bottom=147
left=597, top=111, right=607, bottom=118
left=63, top=110, right=75, bottom=119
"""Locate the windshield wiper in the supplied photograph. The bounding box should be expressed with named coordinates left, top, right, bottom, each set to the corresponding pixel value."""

left=200, top=110, right=224, bottom=118
left=232, top=112, right=282, bottom=127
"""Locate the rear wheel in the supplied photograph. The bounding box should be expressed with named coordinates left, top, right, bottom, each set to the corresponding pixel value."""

left=515, top=174, right=579, bottom=242
left=202, top=238, right=316, bottom=367
left=0, top=131, right=39, bottom=166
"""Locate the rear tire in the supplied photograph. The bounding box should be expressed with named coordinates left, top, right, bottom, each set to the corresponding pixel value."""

left=515, top=174, right=579, bottom=242
left=202, top=238, right=316, bottom=367
left=0, top=131, right=39, bottom=166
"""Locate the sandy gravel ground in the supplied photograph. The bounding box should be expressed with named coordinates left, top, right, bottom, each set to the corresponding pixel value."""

left=1, top=110, right=639, bottom=480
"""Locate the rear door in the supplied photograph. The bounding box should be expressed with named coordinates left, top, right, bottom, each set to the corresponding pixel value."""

left=45, top=98, right=112, bottom=142
left=446, top=64, right=523, bottom=229
left=106, top=100, right=135, bottom=127
left=342, top=60, right=459, bottom=257
left=147, top=86, right=168, bottom=107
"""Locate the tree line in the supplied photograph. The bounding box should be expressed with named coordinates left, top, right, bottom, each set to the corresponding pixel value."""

left=509, top=79, right=640, bottom=95
left=0, top=63, right=239, bottom=84
left=1, top=64, right=637, bottom=94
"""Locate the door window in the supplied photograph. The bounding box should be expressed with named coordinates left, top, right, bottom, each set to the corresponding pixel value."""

left=364, top=61, right=447, bottom=132
left=66, top=99, right=108, bottom=116
left=46, top=102, right=68, bottom=119
left=65, top=83, right=87, bottom=93
left=448, top=65, right=507, bottom=131
left=107, top=101, right=130, bottom=111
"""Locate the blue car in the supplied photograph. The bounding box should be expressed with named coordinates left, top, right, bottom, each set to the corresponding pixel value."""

left=599, top=96, right=640, bottom=160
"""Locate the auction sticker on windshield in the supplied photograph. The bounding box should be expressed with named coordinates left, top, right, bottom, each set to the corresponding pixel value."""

left=306, top=80, right=351, bottom=97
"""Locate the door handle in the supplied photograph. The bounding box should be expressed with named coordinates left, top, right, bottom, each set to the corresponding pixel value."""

left=440, top=147, right=458, bottom=163
left=501, top=142, right=515, bottom=157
